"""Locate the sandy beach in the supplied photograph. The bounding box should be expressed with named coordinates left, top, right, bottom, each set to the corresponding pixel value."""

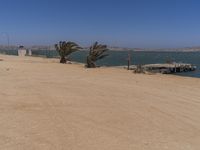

left=0, top=54, right=200, bottom=150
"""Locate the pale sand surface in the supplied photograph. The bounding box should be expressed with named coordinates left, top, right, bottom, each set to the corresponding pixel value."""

left=0, top=54, right=200, bottom=150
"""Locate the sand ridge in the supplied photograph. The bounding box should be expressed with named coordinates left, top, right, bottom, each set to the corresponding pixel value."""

left=0, top=54, right=200, bottom=150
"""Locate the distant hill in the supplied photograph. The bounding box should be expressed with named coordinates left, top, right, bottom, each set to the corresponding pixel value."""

left=1, top=45, right=200, bottom=52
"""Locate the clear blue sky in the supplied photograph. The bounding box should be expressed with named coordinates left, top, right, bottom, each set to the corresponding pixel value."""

left=0, top=0, right=200, bottom=48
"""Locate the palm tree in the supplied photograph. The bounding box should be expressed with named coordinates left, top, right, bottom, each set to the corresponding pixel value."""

left=86, top=42, right=109, bottom=68
left=55, top=41, right=81, bottom=63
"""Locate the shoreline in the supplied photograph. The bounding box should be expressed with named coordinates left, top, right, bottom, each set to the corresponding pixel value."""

left=1, top=53, right=198, bottom=79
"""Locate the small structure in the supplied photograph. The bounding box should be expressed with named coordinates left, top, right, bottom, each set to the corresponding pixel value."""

left=28, top=49, right=32, bottom=56
left=124, top=63, right=196, bottom=74
left=142, top=63, right=196, bottom=74
left=18, top=46, right=27, bottom=56
left=127, top=51, right=131, bottom=70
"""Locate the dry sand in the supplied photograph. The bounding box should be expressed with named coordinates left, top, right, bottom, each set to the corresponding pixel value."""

left=0, top=54, right=200, bottom=150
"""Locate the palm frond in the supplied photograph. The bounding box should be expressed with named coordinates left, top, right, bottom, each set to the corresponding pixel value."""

left=86, top=42, right=109, bottom=68
left=97, top=54, right=109, bottom=60
left=55, top=41, right=81, bottom=63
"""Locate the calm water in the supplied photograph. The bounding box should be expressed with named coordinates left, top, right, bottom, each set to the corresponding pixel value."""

left=1, top=50, right=200, bottom=78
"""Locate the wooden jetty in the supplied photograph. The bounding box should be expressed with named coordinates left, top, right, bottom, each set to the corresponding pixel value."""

left=142, top=63, right=196, bottom=74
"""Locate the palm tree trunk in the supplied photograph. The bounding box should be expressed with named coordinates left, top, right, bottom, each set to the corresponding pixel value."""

left=87, top=56, right=96, bottom=68
left=60, top=56, right=66, bottom=63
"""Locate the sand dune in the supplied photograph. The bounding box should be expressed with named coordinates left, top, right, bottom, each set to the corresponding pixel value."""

left=0, top=54, right=200, bottom=150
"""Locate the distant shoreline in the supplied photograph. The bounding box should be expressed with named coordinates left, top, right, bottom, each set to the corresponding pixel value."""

left=1, top=49, right=200, bottom=53
left=1, top=45, right=200, bottom=52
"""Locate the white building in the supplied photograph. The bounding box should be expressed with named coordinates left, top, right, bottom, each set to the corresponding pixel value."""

left=28, top=49, right=32, bottom=56
left=18, top=46, right=27, bottom=56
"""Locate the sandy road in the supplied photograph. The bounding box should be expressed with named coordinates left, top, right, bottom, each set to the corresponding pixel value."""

left=0, top=54, right=200, bottom=150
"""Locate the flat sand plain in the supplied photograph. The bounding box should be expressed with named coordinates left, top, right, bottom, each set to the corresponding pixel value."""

left=0, top=54, right=200, bottom=150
